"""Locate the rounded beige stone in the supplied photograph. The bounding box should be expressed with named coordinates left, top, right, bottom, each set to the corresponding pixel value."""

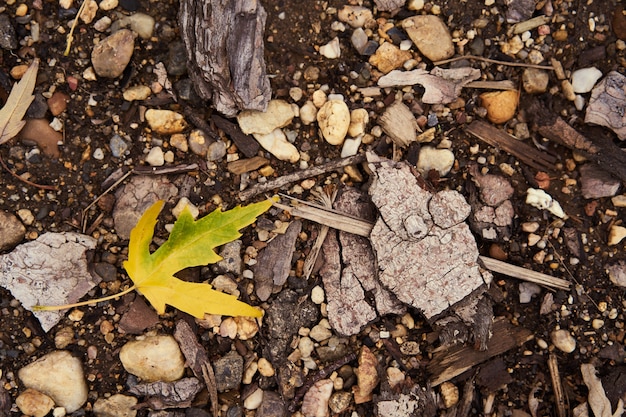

left=18, top=350, right=88, bottom=413
left=119, top=335, right=185, bottom=382
left=317, top=99, right=350, bottom=145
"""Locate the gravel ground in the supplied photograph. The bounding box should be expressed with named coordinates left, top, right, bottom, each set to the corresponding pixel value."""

left=1, top=0, right=626, bottom=416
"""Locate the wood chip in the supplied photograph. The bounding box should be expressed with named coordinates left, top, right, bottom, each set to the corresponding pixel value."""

left=227, top=156, right=270, bottom=175
left=427, top=317, right=533, bottom=386
left=466, top=121, right=556, bottom=172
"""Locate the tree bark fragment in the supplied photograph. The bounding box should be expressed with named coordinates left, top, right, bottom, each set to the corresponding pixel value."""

left=179, top=0, right=271, bottom=117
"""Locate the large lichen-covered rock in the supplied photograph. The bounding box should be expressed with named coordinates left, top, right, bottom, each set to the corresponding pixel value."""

left=367, top=153, right=490, bottom=319
left=0, top=233, right=98, bottom=332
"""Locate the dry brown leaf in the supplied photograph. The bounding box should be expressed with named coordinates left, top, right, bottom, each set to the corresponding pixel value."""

left=0, top=59, right=38, bottom=145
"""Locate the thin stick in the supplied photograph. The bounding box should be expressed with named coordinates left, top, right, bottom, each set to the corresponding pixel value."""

left=434, top=54, right=555, bottom=71
left=81, top=169, right=132, bottom=233
left=0, top=153, right=57, bottom=190
left=479, top=256, right=570, bottom=290
left=302, top=188, right=336, bottom=279
left=274, top=196, right=571, bottom=291
left=238, top=155, right=365, bottom=201
left=548, top=354, right=567, bottom=417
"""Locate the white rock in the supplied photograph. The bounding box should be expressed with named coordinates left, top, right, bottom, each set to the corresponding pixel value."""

left=407, top=0, right=425, bottom=10
left=237, top=99, right=295, bottom=135
left=319, top=37, right=341, bottom=59
left=16, top=388, right=55, bottom=417
left=244, top=388, right=264, bottom=410
left=145, top=109, right=188, bottom=134
left=416, top=146, right=455, bottom=176
left=312, top=90, right=327, bottom=108
left=257, top=358, right=275, bottom=377
left=348, top=108, right=369, bottom=137
left=341, top=135, right=362, bottom=158
left=119, top=335, right=185, bottom=382
left=123, top=85, right=152, bottom=101
left=18, top=351, right=88, bottom=413
left=172, top=197, right=199, bottom=219
left=311, top=285, right=325, bottom=304
left=300, top=101, right=318, bottom=125
left=299, top=337, right=315, bottom=359
left=337, top=6, right=373, bottom=28
left=98, top=0, right=118, bottom=10
left=111, top=13, right=156, bottom=39
left=551, top=329, right=576, bottom=353
left=310, top=322, right=333, bottom=342
left=253, top=128, right=300, bottom=162
left=571, top=67, right=603, bottom=93
left=317, top=100, right=351, bottom=145
left=608, top=225, right=626, bottom=246
left=519, top=282, right=541, bottom=303
left=93, top=394, right=137, bottom=417
left=145, top=146, right=165, bottom=166
left=526, top=188, right=566, bottom=218
left=402, top=15, right=454, bottom=62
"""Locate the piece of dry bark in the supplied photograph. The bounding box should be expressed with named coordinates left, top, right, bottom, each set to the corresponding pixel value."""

left=173, top=320, right=218, bottom=416
left=466, top=121, right=556, bottom=172
left=227, top=156, right=269, bottom=175
left=579, top=164, right=622, bottom=199
left=427, top=317, right=533, bottom=386
left=378, top=67, right=481, bottom=104
left=254, top=220, right=302, bottom=301
left=321, top=188, right=405, bottom=336
left=211, top=114, right=260, bottom=158
left=585, top=71, right=626, bottom=140
left=129, top=378, right=203, bottom=410
left=527, top=101, right=626, bottom=182
left=378, top=100, right=418, bottom=147
left=0, top=232, right=98, bottom=332
left=179, top=0, right=271, bottom=117
left=367, top=154, right=491, bottom=320
left=374, top=380, right=437, bottom=417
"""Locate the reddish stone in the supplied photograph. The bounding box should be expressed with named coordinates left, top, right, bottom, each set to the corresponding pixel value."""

left=47, top=91, right=70, bottom=116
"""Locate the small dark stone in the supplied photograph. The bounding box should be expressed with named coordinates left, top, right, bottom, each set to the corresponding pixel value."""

left=0, top=15, right=18, bottom=50
left=25, top=94, right=49, bottom=119
left=167, top=42, right=188, bottom=76
left=186, top=408, right=211, bottom=417
left=212, top=350, right=244, bottom=392
left=93, top=262, right=118, bottom=282
left=256, top=391, right=286, bottom=417
left=119, top=0, right=139, bottom=11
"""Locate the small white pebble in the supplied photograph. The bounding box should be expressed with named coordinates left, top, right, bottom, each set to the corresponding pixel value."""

left=311, top=285, right=325, bottom=304
left=242, top=269, right=254, bottom=279
left=243, top=388, right=264, bottom=410
left=92, top=148, right=104, bottom=160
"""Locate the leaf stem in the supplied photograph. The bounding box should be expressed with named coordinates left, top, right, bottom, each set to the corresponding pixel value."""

left=33, top=285, right=137, bottom=311
left=64, top=0, right=88, bottom=56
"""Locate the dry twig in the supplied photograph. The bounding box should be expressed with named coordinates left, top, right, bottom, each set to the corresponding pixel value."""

left=275, top=195, right=571, bottom=291
left=238, top=155, right=365, bottom=200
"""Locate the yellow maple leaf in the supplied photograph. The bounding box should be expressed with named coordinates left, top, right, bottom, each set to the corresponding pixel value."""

left=124, top=200, right=269, bottom=318
left=35, top=199, right=272, bottom=317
